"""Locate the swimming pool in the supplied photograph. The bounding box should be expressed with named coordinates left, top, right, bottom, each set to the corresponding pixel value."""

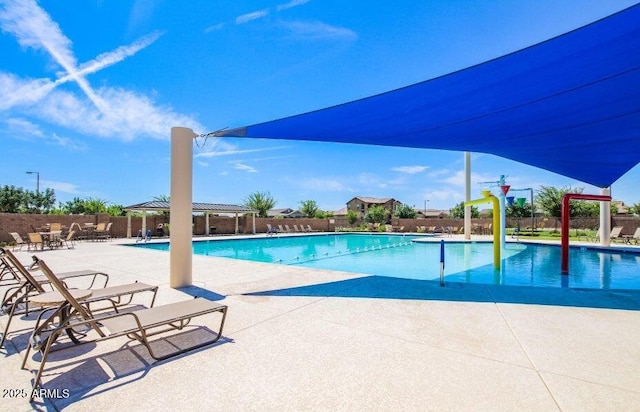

left=131, top=234, right=640, bottom=290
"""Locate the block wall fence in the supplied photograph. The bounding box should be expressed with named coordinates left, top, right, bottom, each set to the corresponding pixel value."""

left=1, top=212, right=638, bottom=244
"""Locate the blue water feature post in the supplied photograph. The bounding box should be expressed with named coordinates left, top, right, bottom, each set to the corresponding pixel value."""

left=439, top=239, right=445, bottom=286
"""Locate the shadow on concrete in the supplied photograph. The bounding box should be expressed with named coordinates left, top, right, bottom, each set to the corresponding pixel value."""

left=177, top=285, right=226, bottom=301
left=245, top=275, right=640, bottom=311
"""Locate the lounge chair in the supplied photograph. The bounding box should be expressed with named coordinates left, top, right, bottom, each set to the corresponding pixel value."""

left=278, top=224, right=286, bottom=233
left=284, top=224, right=293, bottom=233
left=610, top=226, right=624, bottom=243
left=305, top=225, right=316, bottom=232
left=0, top=249, right=156, bottom=348
left=9, top=232, right=26, bottom=251
left=23, top=259, right=227, bottom=401
left=622, top=227, right=640, bottom=245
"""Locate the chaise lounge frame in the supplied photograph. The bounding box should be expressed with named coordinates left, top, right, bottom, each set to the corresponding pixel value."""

left=24, top=259, right=227, bottom=401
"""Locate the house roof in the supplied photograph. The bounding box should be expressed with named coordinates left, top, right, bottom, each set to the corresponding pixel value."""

left=123, top=201, right=257, bottom=214
left=349, top=197, right=396, bottom=204
left=215, top=5, right=640, bottom=188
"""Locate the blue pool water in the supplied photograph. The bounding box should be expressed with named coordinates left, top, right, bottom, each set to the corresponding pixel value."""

left=131, top=234, right=640, bottom=290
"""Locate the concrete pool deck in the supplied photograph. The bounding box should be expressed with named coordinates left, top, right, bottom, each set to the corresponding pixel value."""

left=1, top=234, right=639, bottom=411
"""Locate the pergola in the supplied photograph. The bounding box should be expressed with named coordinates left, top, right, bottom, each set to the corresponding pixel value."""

left=123, top=201, right=258, bottom=238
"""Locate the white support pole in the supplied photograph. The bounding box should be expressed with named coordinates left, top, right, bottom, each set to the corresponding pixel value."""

left=464, top=152, right=471, bottom=240
left=235, top=213, right=239, bottom=235
left=126, top=211, right=132, bottom=238
left=600, top=187, right=611, bottom=246
left=205, top=212, right=210, bottom=236
left=142, top=212, right=147, bottom=236
left=252, top=213, right=256, bottom=234
left=170, top=127, right=195, bottom=288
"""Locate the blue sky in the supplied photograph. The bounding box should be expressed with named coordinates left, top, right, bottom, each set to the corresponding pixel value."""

left=1, top=0, right=639, bottom=212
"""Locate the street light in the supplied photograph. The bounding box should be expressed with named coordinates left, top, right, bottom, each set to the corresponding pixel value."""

left=26, top=171, right=40, bottom=193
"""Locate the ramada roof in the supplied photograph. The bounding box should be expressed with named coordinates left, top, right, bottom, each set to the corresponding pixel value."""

left=123, top=201, right=257, bottom=214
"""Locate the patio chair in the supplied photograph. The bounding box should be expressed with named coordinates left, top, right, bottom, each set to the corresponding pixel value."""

left=59, top=230, right=76, bottom=249
left=9, top=232, right=26, bottom=251
left=0, top=248, right=156, bottom=349
left=24, top=259, right=227, bottom=401
left=70, top=222, right=88, bottom=241
left=95, top=222, right=112, bottom=241
left=27, top=233, right=44, bottom=251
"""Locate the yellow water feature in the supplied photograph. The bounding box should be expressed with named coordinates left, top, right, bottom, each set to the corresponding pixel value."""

left=465, top=194, right=501, bottom=269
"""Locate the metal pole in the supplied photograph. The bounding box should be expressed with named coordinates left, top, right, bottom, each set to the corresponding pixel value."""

left=464, top=152, right=471, bottom=240
left=26, top=171, right=40, bottom=193
left=530, top=188, right=534, bottom=237
left=439, top=239, right=445, bottom=286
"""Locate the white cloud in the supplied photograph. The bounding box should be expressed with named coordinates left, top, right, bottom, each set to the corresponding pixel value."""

left=303, top=177, right=351, bottom=192
left=236, top=10, right=269, bottom=24
left=0, top=72, right=57, bottom=109
left=441, top=170, right=497, bottom=187
left=391, top=165, right=428, bottom=174
left=279, top=20, right=357, bottom=41
left=0, top=0, right=199, bottom=141
left=42, top=180, right=79, bottom=194
left=233, top=162, right=258, bottom=173
left=424, top=189, right=463, bottom=202
left=51, top=133, right=85, bottom=150
left=36, top=87, right=203, bottom=140
left=276, top=0, right=310, bottom=11
left=5, top=117, right=45, bottom=137
left=195, top=144, right=292, bottom=158
left=204, top=23, right=225, bottom=33
left=427, top=168, right=450, bottom=178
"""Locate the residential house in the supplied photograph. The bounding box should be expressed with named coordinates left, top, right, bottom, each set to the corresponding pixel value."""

left=346, top=196, right=403, bottom=220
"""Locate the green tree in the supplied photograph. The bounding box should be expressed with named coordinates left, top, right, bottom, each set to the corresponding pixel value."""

left=536, top=186, right=589, bottom=218
left=23, top=188, right=56, bottom=214
left=59, top=197, right=124, bottom=216
left=394, top=204, right=417, bottom=219
left=346, top=210, right=358, bottom=225
left=364, top=205, right=389, bottom=223
left=300, top=200, right=319, bottom=218
left=106, top=204, right=126, bottom=217
left=244, top=191, right=276, bottom=218
left=82, top=198, right=109, bottom=214
left=630, top=202, right=640, bottom=215
left=315, top=210, right=335, bottom=219
left=61, top=197, right=87, bottom=214
left=0, top=185, right=26, bottom=213
left=505, top=202, right=532, bottom=218
left=449, top=201, right=479, bottom=218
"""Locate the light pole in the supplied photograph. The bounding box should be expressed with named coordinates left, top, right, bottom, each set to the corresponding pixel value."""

left=26, top=171, right=40, bottom=193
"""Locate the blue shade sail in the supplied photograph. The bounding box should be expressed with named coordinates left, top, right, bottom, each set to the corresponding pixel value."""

left=217, top=5, right=640, bottom=188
